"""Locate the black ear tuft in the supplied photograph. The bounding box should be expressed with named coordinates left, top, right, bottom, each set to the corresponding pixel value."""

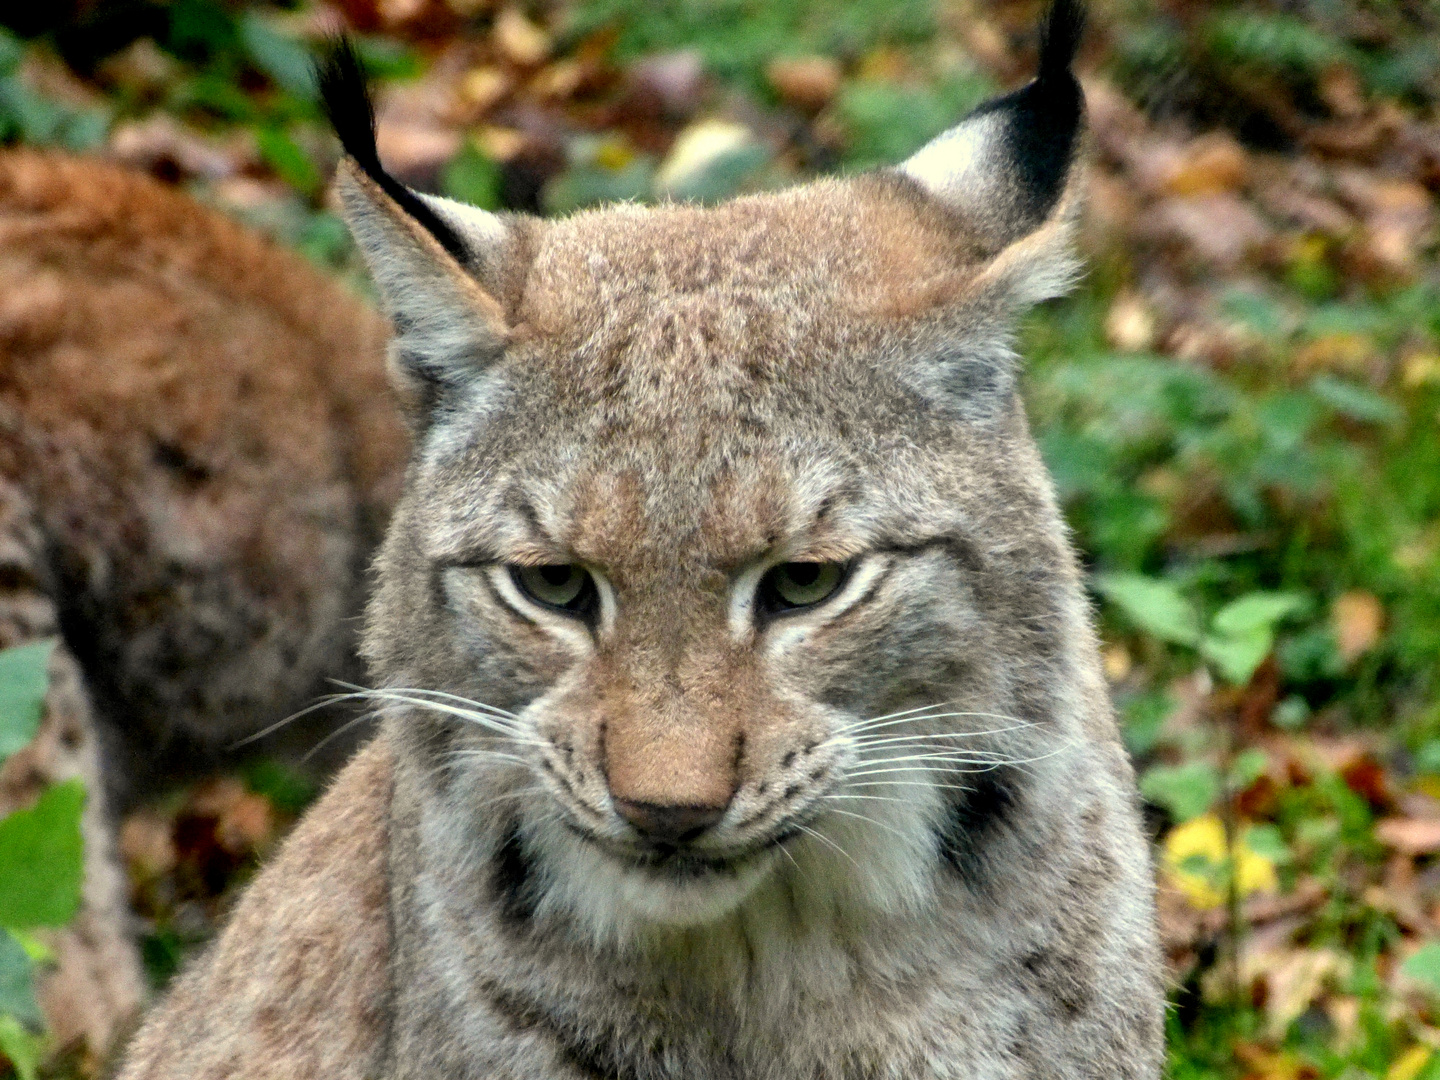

left=315, top=37, right=470, bottom=264
left=965, top=0, right=1086, bottom=229
left=1038, top=0, right=1086, bottom=89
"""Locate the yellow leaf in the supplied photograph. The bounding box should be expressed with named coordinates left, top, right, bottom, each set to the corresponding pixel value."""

left=1388, top=1045, right=1431, bottom=1080
left=1162, top=813, right=1278, bottom=910
left=1236, top=841, right=1278, bottom=895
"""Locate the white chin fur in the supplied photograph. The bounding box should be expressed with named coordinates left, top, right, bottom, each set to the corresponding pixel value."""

left=528, top=785, right=942, bottom=950
left=537, top=827, right=778, bottom=938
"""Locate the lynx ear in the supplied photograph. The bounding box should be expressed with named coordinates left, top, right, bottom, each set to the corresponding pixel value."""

left=318, top=41, right=510, bottom=404
left=900, top=0, right=1086, bottom=307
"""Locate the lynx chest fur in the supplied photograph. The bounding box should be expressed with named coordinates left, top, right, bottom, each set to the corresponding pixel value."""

left=118, top=3, right=1165, bottom=1077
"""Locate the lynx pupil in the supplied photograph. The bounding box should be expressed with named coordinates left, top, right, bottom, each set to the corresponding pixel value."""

left=763, top=562, right=845, bottom=611
left=514, top=564, right=591, bottom=611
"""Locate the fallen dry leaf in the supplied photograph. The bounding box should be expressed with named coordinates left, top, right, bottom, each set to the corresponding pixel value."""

left=767, top=56, right=842, bottom=112
left=216, top=792, right=275, bottom=856
left=1292, top=332, right=1377, bottom=376
left=1332, top=590, right=1385, bottom=664
left=1376, top=817, right=1440, bottom=854
left=494, top=7, right=550, bottom=67
left=1148, top=193, right=1272, bottom=268
left=1161, top=132, right=1250, bottom=197
left=1105, top=292, right=1157, bottom=352
left=118, top=809, right=177, bottom=879
left=460, top=66, right=512, bottom=112
left=1236, top=946, right=1347, bottom=1040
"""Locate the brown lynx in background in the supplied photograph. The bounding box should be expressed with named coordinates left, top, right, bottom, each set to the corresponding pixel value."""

left=0, top=150, right=405, bottom=1058
left=119, top=1, right=1166, bottom=1076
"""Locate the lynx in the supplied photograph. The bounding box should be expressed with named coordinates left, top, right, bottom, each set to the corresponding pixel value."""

left=0, top=149, right=404, bottom=1059
left=117, top=2, right=1165, bottom=1076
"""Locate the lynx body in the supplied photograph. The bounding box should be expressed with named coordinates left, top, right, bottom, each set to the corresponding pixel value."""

left=119, top=3, right=1165, bottom=1076
left=0, top=148, right=405, bottom=1061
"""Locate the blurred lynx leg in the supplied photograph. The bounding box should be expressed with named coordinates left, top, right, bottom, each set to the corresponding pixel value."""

left=0, top=478, right=144, bottom=1067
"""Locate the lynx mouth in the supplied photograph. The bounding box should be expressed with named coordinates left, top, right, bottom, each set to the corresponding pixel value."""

left=568, top=822, right=800, bottom=882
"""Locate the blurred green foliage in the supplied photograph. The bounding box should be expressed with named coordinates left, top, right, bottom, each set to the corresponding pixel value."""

left=0, top=643, right=82, bottom=1080
left=564, top=0, right=935, bottom=91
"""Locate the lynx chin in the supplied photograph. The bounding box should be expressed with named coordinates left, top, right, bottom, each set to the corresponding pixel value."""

left=116, top=2, right=1165, bottom=1076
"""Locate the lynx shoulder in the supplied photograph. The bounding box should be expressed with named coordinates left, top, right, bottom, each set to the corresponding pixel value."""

left=0, top=148, right=405, bottom=1061
left=118, top=2, right=1166, bottom=1077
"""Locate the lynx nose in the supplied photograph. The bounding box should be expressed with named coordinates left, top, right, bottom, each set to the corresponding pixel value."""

left=613, top=799, right=727, bottom=846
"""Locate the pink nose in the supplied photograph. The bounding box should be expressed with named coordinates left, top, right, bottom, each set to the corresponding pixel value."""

left=612, top=799, right=727, bottom=846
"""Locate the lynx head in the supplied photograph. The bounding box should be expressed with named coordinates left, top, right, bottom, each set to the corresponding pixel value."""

left=324, top=1, right=1110, bottom=944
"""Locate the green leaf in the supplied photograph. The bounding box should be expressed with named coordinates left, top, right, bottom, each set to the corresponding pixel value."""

left=1200, top=627, right=1273, bottom=685
left=1140, top=761, right=1221, bottom=821
left=0, top=780, right=84, bottom=928
left=1122, top=690, right=1174, bottom=757
left=1093, top=574, right=1202, bottom=647
left=442, top=141, right=503, bottom=211
left=0, top=929, right=40, bottom=1031
left=242, top=759, right=316, bottom=817
left=1403, top=942, right=1440, bottom=995
left=1229, top=748, right=1269, bottom=791
left=0, top=641, right=53, bottom=766
left=1201, top=592, right=1307, bottom=684
left=240, top=13, right=318, bottom=101
left=1210, top=592, right=1309, bottom=639
left=0, top=1013, right=42, bottom=1080
left=1243, top=823, right=1291, bottom=865
left=0, top=31, right=23, bottom=79
left=256, top=126, right=321, bottom=197
left=1309, top=374, right=1402, bottom=426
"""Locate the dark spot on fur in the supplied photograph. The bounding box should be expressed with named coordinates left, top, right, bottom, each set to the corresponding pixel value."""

left=474, top=977, right=738, bottom=1080
left=781, top=749, right=796, bottom=769
left=153, top=441, right=211, bottom=484
left=491, top=821, right=538, bottom=928
left=937, top=766, right=1021, bottom=887
left=0, top=563, right=41, bottom=594
left=782, top=783, right=801, bottom=801
left=1020, top=946, right=1093, bottom=1019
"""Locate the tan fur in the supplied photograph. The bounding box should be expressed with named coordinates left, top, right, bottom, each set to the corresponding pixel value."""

left=0, top=149, right=406, bottom=780
left=116, top=741, right=393, bottom=1080
left=0, top=149, right=407, bottom=1065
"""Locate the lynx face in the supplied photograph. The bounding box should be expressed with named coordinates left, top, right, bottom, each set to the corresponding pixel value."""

left=330, top=19, right=1103, bottom=941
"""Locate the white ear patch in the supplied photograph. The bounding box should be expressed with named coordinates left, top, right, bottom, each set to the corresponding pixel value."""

left=415, top=192, right=509, bottom=250
left=900, top=111, right=1003, bottom=209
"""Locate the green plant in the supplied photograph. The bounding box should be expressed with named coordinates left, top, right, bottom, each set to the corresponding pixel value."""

left=0, top=642, right=84, bottom=1080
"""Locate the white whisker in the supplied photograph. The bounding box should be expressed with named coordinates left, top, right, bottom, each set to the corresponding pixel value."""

left=794, top=824, right=861, bottom=870
left=819, top=806, right=912, bottom=841
left=335, top=681, right=520, bottom=720
left=229, top=690, right=377, bottom=749
left=445, top=748, right=539, bottom=769
left=845, top=722, right=1039, bottom=748
left=830, top=700, right=960, bottom=733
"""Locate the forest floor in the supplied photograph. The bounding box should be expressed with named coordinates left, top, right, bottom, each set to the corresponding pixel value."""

left=3, top=0, right=1440, bottom=1077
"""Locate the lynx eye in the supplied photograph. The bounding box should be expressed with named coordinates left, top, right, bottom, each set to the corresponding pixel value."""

left=511, top=564, right=596, bottom=616
left=759, top=562, right=847, bottom=613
